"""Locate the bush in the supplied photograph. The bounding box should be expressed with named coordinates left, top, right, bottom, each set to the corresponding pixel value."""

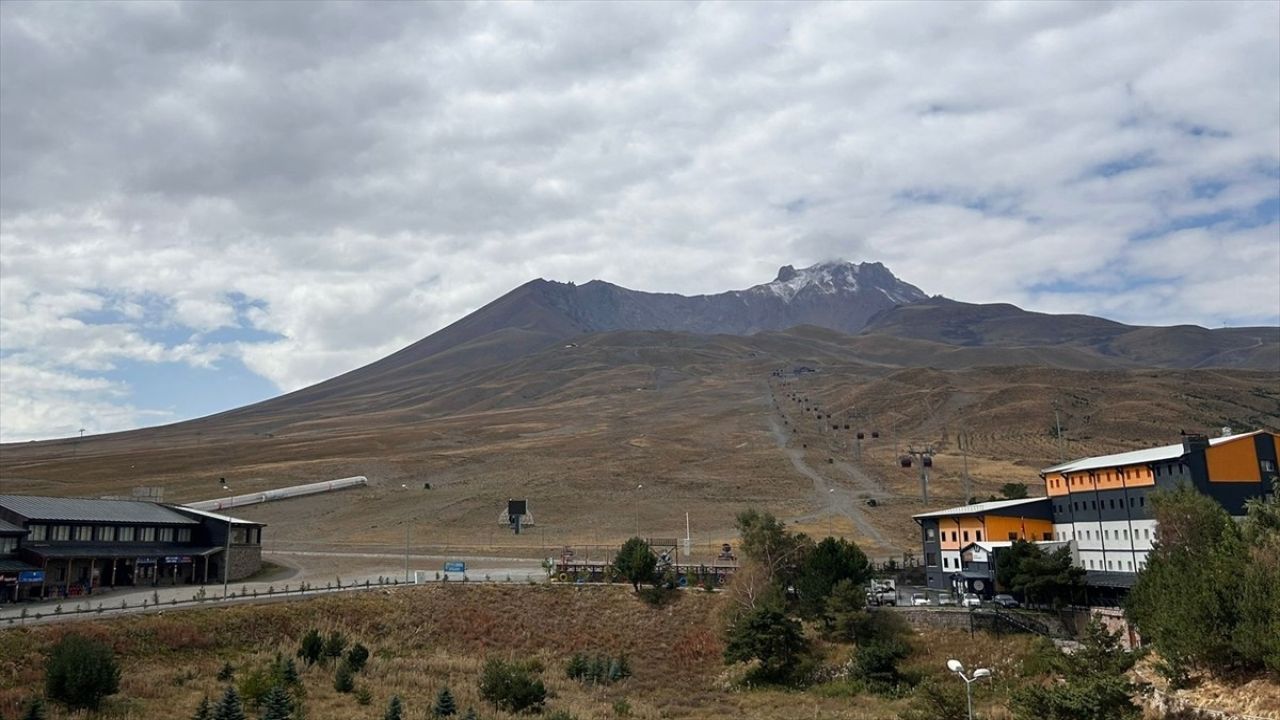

left=21, top=697, right=46, bottom=720
left=479, top=658, right=547, bottom=713
left=44, top=634, right=121, bottom=711
left=237, top=664, right=277, bottom=708
left=334, top=662, right=355, bottom=693
left=217, top=661, right=235, bottom=681
left=901, top=680, right=967, bottom=720
left=259, top=685, right=293, bottom=720
left=723, top=604, right=809, bottom=685
left=191, top=696, right=212, bottom=720
left=384, top=695, right=403, bottom=720
left=852, top=637, right=911, bottom=691
left=346, top=643, right=371, bottom=673
left=1010, top=621, right=1140, bottom=720
left=213, top=686, right=247, bottom=720
left=566, top=652, right=631, bottom=685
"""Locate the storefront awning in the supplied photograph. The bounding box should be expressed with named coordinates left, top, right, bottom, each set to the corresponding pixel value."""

left=23, top=544, right=222, bottom=560
left=0, top=558, right=41, bottom=574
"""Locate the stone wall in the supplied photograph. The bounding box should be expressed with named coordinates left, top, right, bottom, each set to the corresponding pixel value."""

left=886, top=607, right=974, bottom=631
left=227, top=544, right=261, bottom=582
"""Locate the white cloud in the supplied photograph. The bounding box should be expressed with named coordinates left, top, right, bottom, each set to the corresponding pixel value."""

left=1, top=1, right=1278, bottom=440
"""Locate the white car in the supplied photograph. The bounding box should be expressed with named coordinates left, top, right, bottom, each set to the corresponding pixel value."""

left=961, top=593, right=982, bottom=608
left=937, top=595, right=955, bottom=606
left=911, top=593, right=929, bottom=606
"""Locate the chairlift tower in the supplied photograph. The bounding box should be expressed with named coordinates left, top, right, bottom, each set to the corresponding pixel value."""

left=900, top=446, right=936, bottom=504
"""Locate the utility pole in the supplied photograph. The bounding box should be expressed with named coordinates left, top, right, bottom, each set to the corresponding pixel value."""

left=1053, top=402, right=1065, bottom=462
left=404, top=524, right=410, bottom=583
left=959, top=431, right=971, bottom=503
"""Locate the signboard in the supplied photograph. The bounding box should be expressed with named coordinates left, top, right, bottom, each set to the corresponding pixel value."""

left=164, top=556, right=193, bottom=564
left=18, top=570, right=45, bottom=584
left=507, top=499, right=527, bottom=517
left=443, top=561, right=466, bottom=573
left=136, top=557, right=157, bottom=565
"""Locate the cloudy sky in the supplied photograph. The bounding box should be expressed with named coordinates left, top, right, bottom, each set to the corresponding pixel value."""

left=2, top=1, right=1278, bottom=442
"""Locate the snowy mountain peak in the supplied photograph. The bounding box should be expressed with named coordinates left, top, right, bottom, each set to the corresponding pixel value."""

left=754, top=261, right=925, bottom=304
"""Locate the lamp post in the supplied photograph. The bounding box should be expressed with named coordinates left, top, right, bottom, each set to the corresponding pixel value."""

left=634, top=484, right=643, bottom=538
left=946, top=660, right=991, bottom=720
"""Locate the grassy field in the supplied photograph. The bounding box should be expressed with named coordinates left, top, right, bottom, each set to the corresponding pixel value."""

left=0, top=583, right=1058, bottom=720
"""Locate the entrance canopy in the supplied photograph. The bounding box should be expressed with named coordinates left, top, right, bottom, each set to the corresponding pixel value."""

left=24, top=543, right=221, bottom=561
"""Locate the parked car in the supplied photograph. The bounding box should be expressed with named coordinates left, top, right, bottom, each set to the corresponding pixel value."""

left=911, top=593, right=929, bottom=606
left=937, top=595, right=955, bottom=606
left=992, top=594, right=1020, bottom=608
left=961, top=593, right=982, bottom=608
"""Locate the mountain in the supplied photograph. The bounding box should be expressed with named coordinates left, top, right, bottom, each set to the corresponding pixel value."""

left=861, top=298, right=1280, bottom=370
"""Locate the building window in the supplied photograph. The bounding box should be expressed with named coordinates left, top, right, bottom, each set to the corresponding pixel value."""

left=139, top=527, right=156, bottom=542
left=1144, top=529, right=1150, bottom=539
left=975, top=531, right=982, bottom=541
left=73, top=526, right=92, bottom=541
left=1089, top=560, right=1095, bottom=569
left=29, top=524, right=47, bottom=541
left=0, top=536, right=15, bottom=554
left=158, top=528, right=175, bottom=543
left=1139, top=497, right=1145, bottom=507
left=1109, top=499, right=1116, bottom=509
left=1127, top=561, right=1133, bottom=571
left=96, top=526, right=115, bottom=542
left=926, top=552, right=937, bottom=566
left=1042, top=532, right=1052, bottom=541
left=177, top=528, right=191, bottom=543
left=1108, top=560, right=1113, bottom=570
left=1008, top=532, right=1017, bottom=541
left=1262, top=460, right=1276, bottom=473
left=1104, top=530, right=1110, bottom=539
left=51, top=525, right=70, bottom=541
left=951, top=531, right=958, bottom=542
left=962, top=531, right=969, bottom=542
left=118, top=526, right=135, bottom=542
left=926, top=527, right=936, bottom=540
left=1091, top=501, right=1097, bottom=510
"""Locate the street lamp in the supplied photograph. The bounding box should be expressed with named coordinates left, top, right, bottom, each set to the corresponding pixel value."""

left=946, top=660, right=991, bottom=720
left=634, top=484, right=643, bottom=538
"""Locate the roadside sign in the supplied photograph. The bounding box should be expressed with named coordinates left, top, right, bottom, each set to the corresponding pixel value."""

left=18, top=570, right=44, bottom=584
left=443, top=561, right=466, bottom=573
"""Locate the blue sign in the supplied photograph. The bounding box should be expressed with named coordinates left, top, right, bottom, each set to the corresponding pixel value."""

left=443, top=561, right=466, bottom=573
left=18, top=570, right=44, bottom=584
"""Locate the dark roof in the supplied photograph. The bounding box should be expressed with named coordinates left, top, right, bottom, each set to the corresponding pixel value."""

left=0, top=518, right=27, bottom=534
left=23, top=543, right=221, bottom=560
left=0, top=558, right=41, bottom=573
left=0, top=495, right=199, bottom=525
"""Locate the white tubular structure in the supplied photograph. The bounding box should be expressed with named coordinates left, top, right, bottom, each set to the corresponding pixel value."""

left=184, top=476, right=368, bottom=511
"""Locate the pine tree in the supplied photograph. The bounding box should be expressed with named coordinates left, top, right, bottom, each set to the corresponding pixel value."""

left=260, top=685, right=292, bottom=720
left=297, top=629, right=323, bottom=666
left=333, top=662, right=355, bottom=693
left=282, top=658, right=300, bottom=687
left=21, top=698, right=46, bottom=720
left=212, top=686, right=246, bottom=720
left=432, top=686, right=457, bottom=717
left=461, top=708, right=478, bottom=720
left=383, top=695, right=403, bottom=720
left=217, top=661, right=235, bottom=682
left=191, top=696, right=212, bottom=720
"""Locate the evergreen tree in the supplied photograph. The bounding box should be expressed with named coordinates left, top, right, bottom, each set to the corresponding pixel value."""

left=1011, top=621, right=1140, bottom=720
left=217, top=661, right=235, bottom=681
left=461, top=709, right=478, bottom=720
left=612, top=537, right=657, bottom=591
left=346, top=643, right=370, bottom=673
left=191, top=696, right=212, bottom=720
left=722, top=604, right=808, bottom=685
left=213, top=686, right=247, bottom=720
left=793, top=537, right=871, bottom=618
left=322, top=631, right=347, bottom=663
left=333, top=662, right=355, bottom=693
left=260, top=685, right=292, bottom=720
left=281, top=658, right=300, bottom=687
left=433, top=686, right=457, bottom=717
left=383, top=695, right=403, bottom=720
left=297, top=629, right=323, bottom=666
left=21, top=698, right=46, bottom=720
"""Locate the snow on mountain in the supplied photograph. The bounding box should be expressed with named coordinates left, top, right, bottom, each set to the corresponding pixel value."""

left=747, top=261, right=927, bottom=304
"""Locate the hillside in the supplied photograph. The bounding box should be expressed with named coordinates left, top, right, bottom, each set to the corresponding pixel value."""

left=2, top=327, right=1276, bottom=560
left=862, top=298, right=1280, bottom=370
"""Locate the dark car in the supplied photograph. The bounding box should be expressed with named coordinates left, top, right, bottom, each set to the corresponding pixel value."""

left=992, top=594, right=1020, bottom=608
